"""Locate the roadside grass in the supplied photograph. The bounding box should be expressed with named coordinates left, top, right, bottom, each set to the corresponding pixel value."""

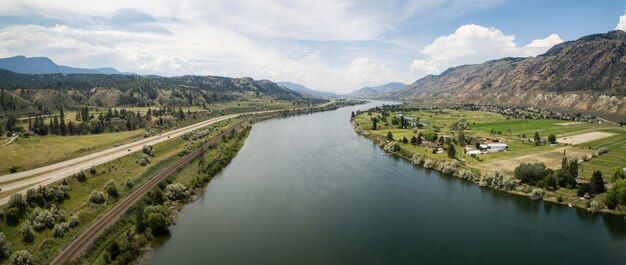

left=0, top=130, right=145, bottom=174
left=0, top=118, right=241, bottom=264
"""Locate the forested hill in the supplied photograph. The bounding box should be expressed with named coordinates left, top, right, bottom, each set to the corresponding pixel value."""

left=0, top=69, right=311, bottom=114
left=393, top=30, right=626, bottom=115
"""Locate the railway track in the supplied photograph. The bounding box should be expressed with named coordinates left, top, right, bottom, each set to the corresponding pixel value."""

left=50, top=121, right=248, bottom=265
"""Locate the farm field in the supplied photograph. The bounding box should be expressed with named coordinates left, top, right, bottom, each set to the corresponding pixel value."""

left=354, top=108, right=625, bottom=182
left=0, top=130, right=144, bottom=174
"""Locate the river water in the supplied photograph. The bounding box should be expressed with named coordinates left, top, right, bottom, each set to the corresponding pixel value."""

left=150, top=101, right=625, bottom=265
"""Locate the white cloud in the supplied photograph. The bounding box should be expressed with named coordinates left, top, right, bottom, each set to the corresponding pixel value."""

left=617, top=11, right=626, bottom=31
left=410, top=24, right=562, bottom=76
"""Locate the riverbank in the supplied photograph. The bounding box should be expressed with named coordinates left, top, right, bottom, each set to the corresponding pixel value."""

left=73, top=100, right=367, bottom=264
left=350, top=108, right=626, bottom=215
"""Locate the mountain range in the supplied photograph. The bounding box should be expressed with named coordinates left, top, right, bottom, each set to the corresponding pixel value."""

left=370, top=30, right=626, bottom=117
left=348, top=82, right=407, bottom=98
left=277, top=82, right=338, bottom=98
left=0, top=55, right=125, bottom=75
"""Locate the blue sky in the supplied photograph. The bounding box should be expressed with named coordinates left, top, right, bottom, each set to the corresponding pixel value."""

left=0, top=0, right=624, bottom=94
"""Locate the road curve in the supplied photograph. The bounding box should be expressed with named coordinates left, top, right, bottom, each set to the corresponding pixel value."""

left=50, top=121, right=248, bottom=265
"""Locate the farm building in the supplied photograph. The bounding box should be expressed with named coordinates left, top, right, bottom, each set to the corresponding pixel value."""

left=480, top=143, right=508, bottom=153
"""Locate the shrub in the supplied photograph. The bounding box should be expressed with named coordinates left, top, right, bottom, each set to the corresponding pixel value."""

left=581, top=154, right=589, bottom=161
left=530, top=189, right=544, bottom=200
left=89, top=166, right=97, bottom=175
left=52, top=222, right=69, bottom=238
left=8, top=193, right=27, bottom=213
left=556, top=195, right=564, bottom=202
left=441, top=160, right=458, bottom=174
left=165, top=183, right=188, bottom=201
left=423, top=159, right=436, bottom=169
left=604, top=179, right=626, bottom=209
left=124, top=178, right=134, bottom=189
left=479, top=171, right=516, bottom=190
left=588, top=200, right=600, bottom=213
left=29, top=207, right=55, bottom=230
left=89, top=191, right=106, bottom=204
left=514, top=162, right=547, bottom=184
left=20, top=221, right=34, bottom=243
left=105, top=180, right=119, bottom=198
left=0, top=232, right=9, bottom=259
left=10, top=250, right=32, bottom=265
left=69, top=215, right=80, bottom=228
left=6, top=207, right=20, bottom=224
left=447, top=145, right=456, bottom=158
left=590, top=171, right=605, bottom=194
left=144, top=205, right=171, bottom=235
left=9, top=165, right=19, bottom=173
left=459, top=169, right=480, bottom=181
left=76, top=170, right=87, bottom=182
left=597, top=147, right=608, bottom=154
left=411, top=154, right=424, bottom=166
left=138, top=158, right=149, bottom=167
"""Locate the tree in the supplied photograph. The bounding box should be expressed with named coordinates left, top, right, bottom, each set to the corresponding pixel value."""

left=0, top=232, right=9, bottom=259
left=611, top=168, right=625, bottom=183
left=590, top=171, right=605, bottom=194
left=447, top=145, right=456, bottom=158
left=8, top=193, right=27, bottom=213
left=144, top=205, right=171, bottom=235
left=410, top=136, right=417, bottom=144
left=350, top=111, right=355, bottom=118
left=402, top=137, right=408, bottom=144
left=89, top=191, right=106, bottom=204
left=386, top=131, right=393, bottom=141
left=106, top=241, right=121, bottom=263
left=165, top=183, right=188, bottom=201
left=10, top=250, right=33, bottom=265
left=371, top=117, right=378, bottom=130
left=534, top=131, right=541, bottom=145
left=548, top=134, right=557, bottom=144
left=20, top=221, right=35, bottom=243
left=457, top=131, right=466, bottom=146
left=513, top=163, right=547, bottom=184
left=135, top=206, right=146, bottom=233
left=105, top=180, right=118, bottom=198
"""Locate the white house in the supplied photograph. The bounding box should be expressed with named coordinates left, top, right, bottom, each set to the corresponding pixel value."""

left=467, top=150, right=482, bottom=155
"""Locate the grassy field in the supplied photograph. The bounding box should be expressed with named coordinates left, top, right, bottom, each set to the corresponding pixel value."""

left=354, top=108, right=624, bottom=181
left=0, top=117, right=243, bottom=264
left=0, top=130, right=145, bottom=174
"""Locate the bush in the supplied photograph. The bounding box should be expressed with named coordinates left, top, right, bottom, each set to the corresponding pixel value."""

left=556, top=195, right=564, bottom=202
left=10, top=250, right=32, bottom=265
left=479, top=171, right=516, bottom=190
left=513, top=162, right=547, bottom=184
left=590, top=171, right=605, bottom=194
left=124, top=178, right=134, bottom=189
left=89, top=166, right=97, bottom=175
left=76, top=170, right=87, bottom=182
left=411, top=154, right=424, bottom=166
left=69, top=215, right=80, bottom=228
left=423, top=159, right=436, bottom=169
left=8, top=194, right=27, bottom=213
left=105, top=180, right=118, bottom=198
left=29, top=207, right=55, bottom=230
left=459, top=169, right=480, bottom=182
left=0, top=232, right=9, bottom=259
left=20, top=221, right=34, bottom=242
left=441, top=160, right=458, bottom=174
left=52, top=222, right=69, bottom=238
left=6, top=207, right=20, bottom=224
left=9, top=165, right=19, bottom=173
left=144, top=205, right=171, bottom=235
left=597, top=147, right=608, bottom=154
left=604, top=179, right=626, bottom=209
left=581, top=154, right=589, bottom=161
left=530, top=189, right=544, bottom=200
left=165, top=183, right=188, bottom=201
left=89, top=191, right=106, bottom=204
left=588, top=200, right=600, bottom=213
left=138, top=158, right=149, bottom=167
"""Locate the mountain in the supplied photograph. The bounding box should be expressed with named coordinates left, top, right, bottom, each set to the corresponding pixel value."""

left=0, top=69, right=314, bottom=116
left=394, top=30, right=626, bottom=116
left=348, top=82, right=406, bottom=98
left=277, top=82, right=337, bottom=98
left=0, top=55, right=123, bottom=75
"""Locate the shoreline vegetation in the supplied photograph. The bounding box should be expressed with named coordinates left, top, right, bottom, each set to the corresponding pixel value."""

left=351, top=103, right=626, bottom=216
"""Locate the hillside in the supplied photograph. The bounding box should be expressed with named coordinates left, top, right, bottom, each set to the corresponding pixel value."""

left=0, top=69, right=311, bottom=116
left=0, top=55, right=124, bottom=75
left=394, top=30, right=626, bottom=116
left=277, top=82, right=337, bottom=98
left=348, top=82, right=406, bottom=98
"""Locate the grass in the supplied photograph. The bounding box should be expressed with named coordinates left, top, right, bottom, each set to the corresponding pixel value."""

left=0, top=117, right=245, bottom=264
left=0, top=130, right=145, bottom=174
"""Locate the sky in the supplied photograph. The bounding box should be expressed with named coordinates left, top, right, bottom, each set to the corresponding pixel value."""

left=0, top=0, right=625, bottom=94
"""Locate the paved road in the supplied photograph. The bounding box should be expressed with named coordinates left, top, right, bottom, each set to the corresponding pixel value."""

left=0, top=102, right=335, bottom=206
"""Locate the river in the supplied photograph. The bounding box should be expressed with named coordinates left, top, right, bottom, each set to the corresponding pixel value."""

left=149, top=101, right=625, bottom=265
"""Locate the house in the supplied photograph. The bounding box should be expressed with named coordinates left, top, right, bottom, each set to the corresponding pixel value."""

left=480, top=143, right=508, bottom=153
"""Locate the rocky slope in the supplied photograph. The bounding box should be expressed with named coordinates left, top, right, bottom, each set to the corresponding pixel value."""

left=349, top=82, right=406, bottom=98
left=394, top=30, right=626, bottom=116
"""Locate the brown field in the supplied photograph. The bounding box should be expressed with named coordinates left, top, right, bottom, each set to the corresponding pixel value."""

left=557, top=131, right=616, bottom=145
left=471, top=147, right=596, bottom=175
left=557, top=122, right=583, bottom=126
